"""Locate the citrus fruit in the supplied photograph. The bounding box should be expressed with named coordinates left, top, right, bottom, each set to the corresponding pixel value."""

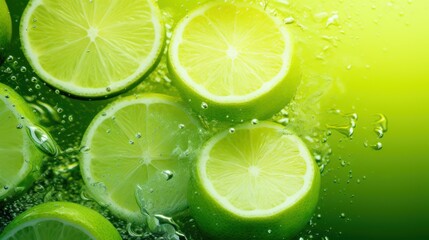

left=20, top=0, right=165, bottom=97
left=80, top=93, right=203, bottom=223
left=0, top=0, right=12, bottom=61
left=0, top=83, right=44, bottom=200
left=168, top=1, right=300, bottom=122
left=0, top=202, right=122, bottom=240
left=189, top=121, right=320, bottom=239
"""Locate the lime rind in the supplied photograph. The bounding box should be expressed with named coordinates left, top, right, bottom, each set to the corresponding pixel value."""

left=0, top=83, right=44, bottom=200
left=20, top=0, right=165, bottom=97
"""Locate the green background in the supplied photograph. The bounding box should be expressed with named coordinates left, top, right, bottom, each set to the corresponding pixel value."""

left=2, top=0, right=429, bottom=239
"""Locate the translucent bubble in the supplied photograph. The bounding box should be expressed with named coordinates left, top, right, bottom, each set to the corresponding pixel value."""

left=162, top=170, right=174, bottom=181
left=26, top=125, right=59, bottom=156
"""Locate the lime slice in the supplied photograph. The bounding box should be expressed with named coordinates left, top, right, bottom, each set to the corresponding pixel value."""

left=20, top=0, right=165, bottom=97
left=0, top=0, right=12, bottom=61
left=190, top=121, right=320, bottom=239
left=168, top=1, right=300, bottom=121
left=80, top=93, right=203, bottom=223
left=0, top=202, right=121, bottom=240
left=0, top=83, right=44, bottom=200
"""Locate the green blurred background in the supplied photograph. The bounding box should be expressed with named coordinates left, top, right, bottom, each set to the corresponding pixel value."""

left=2, top=0, right=429, bottom=239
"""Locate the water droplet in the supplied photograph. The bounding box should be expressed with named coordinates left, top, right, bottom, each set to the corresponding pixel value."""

left=126, top=222, right=144, bottom=237
left=16, top=123, right=23, bottom=129
left=267, top=229, right=272, bottom=234
left=26, top=125, right=59, bottom=156
left=178, top=123, right=185, bottom=129
left=201, top=102, right=208, bottom=109
left=135, top=132, right=142, bottom=138
left=371, top=142, right=383, bottom=150
left=373, top=114, right=388, bottom=138
left=129, top=140, right=135, bottom=145
left=162, top=170, right=174, bottom=181
left=251, top=119, right=259, bottom=125
left=228, top=128, right=235, bottom=134
left=106, top=87, right=111, bottom=92
left=20, top=66, right=27, bottom=72
left=340, top=212, right=346, bottom=218
left=283, top=17, right=295, bottom=24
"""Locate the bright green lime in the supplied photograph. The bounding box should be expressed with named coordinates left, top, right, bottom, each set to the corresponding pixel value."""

left=0, top=83, right=44, bottom=200
left=20, top=0, right=165, bottom=97
left=168, top=1, right=300, bottom=121
left=80, top=93, right=203, bottom=223
left=0, top=202, right=121, bottom=240
left=0, top=0, right=12, bottom=61
left=190, top=121, right=320, bottom=239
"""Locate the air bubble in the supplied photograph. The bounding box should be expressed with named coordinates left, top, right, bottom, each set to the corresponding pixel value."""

left=26, top=125, right=59, bottom=156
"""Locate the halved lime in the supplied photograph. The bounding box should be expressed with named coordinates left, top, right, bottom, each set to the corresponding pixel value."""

left=0, top=83, right=44, bottom=200
left=80, top=93, right=203, bottom=223
left=190, top=121, right=320, bottom=239
left=0, top=202, right=121, bottom=240
left=0, top=0, right=12, bottom=61
left=20, top=0, right=165, bottom=97
left=168, top=1, right=300, bottom=121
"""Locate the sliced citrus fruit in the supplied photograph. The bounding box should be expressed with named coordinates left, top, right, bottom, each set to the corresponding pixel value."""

left=0, top=83, right=44, bottom=200
left=80, top=93, right=203, bottom=223
left=189, top=121, right=320, bottom=239
left=0, top=202, right=121, bottom=240
left=168, top=1, right=300, bottom=121
left=20, top=0, right=165, bottom=97
left=0, top=0, right=12, bottom=61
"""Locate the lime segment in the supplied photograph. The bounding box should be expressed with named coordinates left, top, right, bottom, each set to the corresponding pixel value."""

left=168, top=1, right=299, bottom=121
left=80, top=93, right=203, bottom=222
left=190, top=121, right=320, bottom=239
left=0, top=83, right=43, bottom=200
left=20, top=0, right=165, bottom=97
left=0, top=202, right=121, bottom=240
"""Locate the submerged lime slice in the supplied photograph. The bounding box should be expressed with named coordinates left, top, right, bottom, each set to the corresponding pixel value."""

left=0, top=0, right=12, bottom=61
left=168, top=1, right=299, bottom=121
left=0, top=83, right=44, bottom=200
left=0, top=202, right=121, bottom=240
left=190, top=121, right=320, bottom=239
left=20, top=0, right=165, bottom=97
left=80, top=93, right=203, bottom=222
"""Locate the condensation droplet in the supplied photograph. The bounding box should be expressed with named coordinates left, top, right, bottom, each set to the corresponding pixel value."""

left=201, top=102, right=208, bottom=109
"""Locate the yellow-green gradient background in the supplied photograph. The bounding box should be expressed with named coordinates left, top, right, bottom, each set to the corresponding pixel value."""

left=280, top=0, right=429, bottom=239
